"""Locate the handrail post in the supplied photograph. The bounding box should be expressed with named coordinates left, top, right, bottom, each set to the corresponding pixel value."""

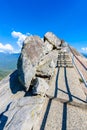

left=73, top=57, right=87, bottom=88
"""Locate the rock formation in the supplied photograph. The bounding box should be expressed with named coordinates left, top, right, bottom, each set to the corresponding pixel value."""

left=44, top=32, right=61, bottom=49
left=17, top=32, right=62, bottom=92
left=17, top=36, right=44, bottom=91
left=0, top=32, right=87, bottom=130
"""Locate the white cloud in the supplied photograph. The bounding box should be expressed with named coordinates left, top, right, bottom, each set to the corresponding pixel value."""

left=11, top=31, right=30, bottom=48
left=81, top=47, right=87, bottom=52
left=0, top=31, right=31, bottom=54
left=0, top=43, right=14, bottom=53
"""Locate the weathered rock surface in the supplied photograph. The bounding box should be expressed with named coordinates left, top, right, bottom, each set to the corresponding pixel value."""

left=0, top=71, right=46, bottom=130
left=4, top=96, right=45, bottom=130
left=43, top=40, right=53, bottom=54
left=38, top=50, right=58, bottom=67
left=36, top=50, right=58, bottom=79
left=17, top=34, right=59, bottom=91
left=23, top=36, right=44, bottom=66
left=36, top=62, right=55, bottom=79
left=44, top=32, right=61, bottom=49
left=17, top=36, right=44, bottom=91
left=17, top=52, right=36, bottom=91
left=1, top=32, right=87, bottom=130
left=32, top=77, right=49, bottom=96
left=61, top=40, right=68, bottom=47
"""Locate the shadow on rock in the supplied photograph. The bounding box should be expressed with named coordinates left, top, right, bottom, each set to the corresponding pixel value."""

left=0, top=103, right=11, bottom=130
left=24, top=89, right=33, bottom=97
left=9, top=70, right=25, bottom=94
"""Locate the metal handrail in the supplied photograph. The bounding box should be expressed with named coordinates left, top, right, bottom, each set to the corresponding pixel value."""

left=73, top=57, right=87, bottom=88
left=68, top=44, right=87, bottom=88
left=68, top=45, right=87, bottom=70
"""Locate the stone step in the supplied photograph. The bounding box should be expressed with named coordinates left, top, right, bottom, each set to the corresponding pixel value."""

left=34, top=67, right=87, bottom=130
left=57, top=63, right=73, bottom=68
left=57, top=59, right=72, bottom=61
left=57, top=63, right=73, bottom=65
left=57, top=61, right=72, bottom=63
left=58, top=56, right=70, bottom=59
left=58, top=53, right=71, bottom=57
left=57, top=65, right=73, bottom=68
left=58, top=57, right=71, bottom=59
left=58, top=54, right=70, bottom=57
left=58, top=57, right=71, bottom=60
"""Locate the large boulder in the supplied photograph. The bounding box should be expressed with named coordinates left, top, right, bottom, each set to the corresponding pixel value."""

left=43, top=40, right=53, bottom=54
left=17, top=33, right=61, bottom=91
left=17, top=36, right=44, bottom=91
left=17, top=52, right=36, bottom=91
left=36, top=50, right=58, bottom=79
left=31, top=77, right=49, bottom=96
left=23, top=36, right=44, bottom=66
left=44, top=32, right=61, bottom=49
left=36, top=62, right=55, bottom=79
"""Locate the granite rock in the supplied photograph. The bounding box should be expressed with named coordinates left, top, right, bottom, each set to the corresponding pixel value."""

left=4, top=96, right=45, bottom=130
left=32, top=77, right=49, bottom=96
left=17, top=36, right=44, bottom=91
left=43, top=40, right=53, bottom=54
left=44, top=32, right=61, bottom=49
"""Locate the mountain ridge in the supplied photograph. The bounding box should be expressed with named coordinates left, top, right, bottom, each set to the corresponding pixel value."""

left=0, top=53, right=19, bottom=80
left=0, top=32, right=87, bottom=130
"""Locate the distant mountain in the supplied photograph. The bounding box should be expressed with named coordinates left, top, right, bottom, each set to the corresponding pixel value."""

left=0, top=53, right=20, bottom=80
left=82, top=53, right=87, bottom=58
left=0, top=53, right=20, bottom=70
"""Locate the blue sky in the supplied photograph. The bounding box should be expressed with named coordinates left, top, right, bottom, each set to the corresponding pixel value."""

left=0, top=0, right=87, bottom=53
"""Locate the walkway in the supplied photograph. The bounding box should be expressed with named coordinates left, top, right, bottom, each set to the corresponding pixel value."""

left=33, top=51, right=87, bottom=130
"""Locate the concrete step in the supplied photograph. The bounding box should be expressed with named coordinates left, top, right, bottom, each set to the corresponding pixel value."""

left=57, top=63, right=73, bottom=65
left=57, top=60, right=72, bottom=63
left=57, top=64, right=73, bottom=68
left=34, top=67, right=87, bottom=130
left=57, top=62, right=72, bottom=64
left=58, top=57, right=71, bottom=60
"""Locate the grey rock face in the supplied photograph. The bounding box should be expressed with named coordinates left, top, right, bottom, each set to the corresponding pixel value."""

left=23, top=36, right=44, bottom=66
left=43, top=40, right=53, bottom=54
left=44, top=32, right=61, bottom=49
left=1, top=31, right=87, bottom=130
left=36, top=62, right=55, bottom=79
left=4, top=96, right=45, bottom=130
left=32, top=77, right=49, bottom=96
left=36, top=50, right=58, bottom=78
left=49, top=60, right=56, bottom=68
left=61, top=41, right=68, bottom=47
left=17, top=32, right=62, bottom=91
left=17, top=36, right=44, bottom=91
left=17, top=52, right=36, bottom=91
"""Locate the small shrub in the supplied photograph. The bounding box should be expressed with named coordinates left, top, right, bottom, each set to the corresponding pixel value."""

left=79, top=78, right=84, bottom=83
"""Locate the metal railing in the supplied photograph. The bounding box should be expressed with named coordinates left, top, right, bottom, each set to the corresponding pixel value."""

left=68, top=44, right=87, bottom=88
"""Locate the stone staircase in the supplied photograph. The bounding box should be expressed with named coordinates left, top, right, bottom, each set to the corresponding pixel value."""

left=57, top=51, right=73, bottom=68
left=33, top=67, right=87, bottom=130
left=0, top=48, right=87, bottom=130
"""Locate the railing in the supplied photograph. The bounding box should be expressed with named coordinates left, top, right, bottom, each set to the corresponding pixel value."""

left=68, top=45, right=87, bottom=70
left=68, top=44, right=87, bottom=88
